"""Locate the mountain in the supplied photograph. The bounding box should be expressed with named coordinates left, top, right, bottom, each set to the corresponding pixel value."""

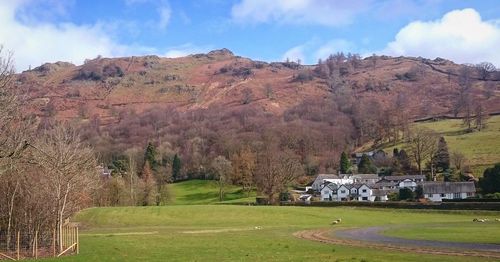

left=13, top=49, right=500, bottom=173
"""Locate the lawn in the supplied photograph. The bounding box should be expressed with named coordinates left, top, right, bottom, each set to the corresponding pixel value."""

left=382, top=222, right=500, bottom=244
left=168, top=179, right=255, bottom=205
left=39, top=205, right=500, bottom=262
left=381, top=115, right=500, bottom=176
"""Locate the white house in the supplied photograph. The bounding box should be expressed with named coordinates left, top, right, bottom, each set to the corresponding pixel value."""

left=422, top=182, right=476, bottom=202
left=356, top=184, right=376, bottom=201
left=398, top=179, right=419, bottom=191
left=381, top=175, right=425, bottom=183
left=320, top=183, right=338, bottom=201
left=337, top=184, right=351, bottom=201
left=312, top=174, right=340, bottom=192
left=312, top=174, right=354, bottom=192
left=372, top=189, right=390, bottom=202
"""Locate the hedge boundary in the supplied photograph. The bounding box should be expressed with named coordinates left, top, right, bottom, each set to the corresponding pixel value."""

left=280, top=201, right=500, bottom=211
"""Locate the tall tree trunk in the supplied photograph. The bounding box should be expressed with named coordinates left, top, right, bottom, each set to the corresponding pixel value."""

left=6, top=181, right=19, bottom=249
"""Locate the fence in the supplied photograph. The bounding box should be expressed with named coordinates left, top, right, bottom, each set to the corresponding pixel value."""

left=0, top=224, right=78, bottom=260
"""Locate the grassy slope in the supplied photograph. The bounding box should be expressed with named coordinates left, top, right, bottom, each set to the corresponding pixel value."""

left=41, top=206, right=500, bottom=262
left=381, top=115, right=500, bottom=175
left=169, top=179, right=255, bottom=205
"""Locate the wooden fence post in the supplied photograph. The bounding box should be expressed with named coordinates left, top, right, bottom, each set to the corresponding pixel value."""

left=76, top=227, right=79, bottom=254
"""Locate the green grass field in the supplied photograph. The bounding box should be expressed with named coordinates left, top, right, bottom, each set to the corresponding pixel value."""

left=169, top=179, right=255, bottom=205
left=40, top=205, right=500, bottom=262
left=382, top=115, right=500, bottom=175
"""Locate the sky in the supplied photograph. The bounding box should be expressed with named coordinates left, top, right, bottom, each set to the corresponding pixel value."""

left=0, top=0, right=499, bottom=71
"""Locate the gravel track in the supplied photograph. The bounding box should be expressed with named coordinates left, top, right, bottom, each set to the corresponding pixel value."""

left=294, top=227, right=500, bottom=259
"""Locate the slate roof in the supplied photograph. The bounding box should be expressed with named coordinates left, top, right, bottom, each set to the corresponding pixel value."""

left=421, top=182, right=476, bottom=194
left=320, top=183, right=338, bottom=191
left=372, top=181, right=398, bottom=189
left=381, top=175, right=425, bottom=182
left=352, top=174, right=380, bottom=179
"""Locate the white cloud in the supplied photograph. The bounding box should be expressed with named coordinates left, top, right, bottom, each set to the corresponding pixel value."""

left=0, top=1, right=144, bottom=71
left=382, top=8, right=500, bottom=66
left=314, top=39, right=354, bottom=61
left=163, top=43, right=211, bottom=58
left=158, top=5, right=171, bottom=30
left=282, top=45, right=305, bottom=63
left=231, top=0, right=372, bottom=27
left=282, top=39, right=356, bottom=64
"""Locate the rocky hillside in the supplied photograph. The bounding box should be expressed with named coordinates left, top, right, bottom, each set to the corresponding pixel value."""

left=12, top=49, right=500, bottom=173
left=15, top=49, right=499, bottom=124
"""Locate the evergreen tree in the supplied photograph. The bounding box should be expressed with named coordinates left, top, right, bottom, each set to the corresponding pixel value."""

left=399, top=187, right=414, bottom=200
left=357, top=154, right=377, bottom=174
left=434, top=137, right=450, bottom=171
left=479, top=163, right=500, bottom=194
left=144, top=142, right=158, bottom=171
left=339, top=151, right=351, bottom=173
left=172, top=154, right=182, bottom=181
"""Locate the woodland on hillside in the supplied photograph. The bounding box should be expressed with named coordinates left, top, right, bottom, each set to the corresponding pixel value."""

left=1, top=48, right=499, bottom=214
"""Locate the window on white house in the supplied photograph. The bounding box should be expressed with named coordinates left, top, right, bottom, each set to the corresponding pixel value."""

left=362, top=189, right=367, bottom=193
left=453, top=193, right=461, bottom=199
left=362, top=197, right=368, bottom=200
left=440, top=193, right=446, bottom=197
left=341, top=190, right=346, bottom=193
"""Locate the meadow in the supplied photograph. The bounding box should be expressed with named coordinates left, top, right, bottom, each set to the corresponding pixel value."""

left=39, top=205, right=500, bottom=262
left=383, top=115, right=500, bottom=176
left=168, top=179, right=255, bottom=205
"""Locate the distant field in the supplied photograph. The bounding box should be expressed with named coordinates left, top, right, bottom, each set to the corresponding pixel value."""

left=169, top=179, right=255, bottom=205
left=40, top=206, right=500, bottom=262
left=382, top=115, right=500, bottom=176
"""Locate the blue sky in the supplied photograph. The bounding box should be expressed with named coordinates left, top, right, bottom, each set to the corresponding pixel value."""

left=0, top=0, right=499, bottom=70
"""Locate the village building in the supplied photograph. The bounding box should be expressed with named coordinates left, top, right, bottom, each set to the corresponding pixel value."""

left=422, top=182, right=476, bottom=202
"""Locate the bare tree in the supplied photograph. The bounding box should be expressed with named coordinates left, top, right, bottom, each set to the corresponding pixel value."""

left=451, top=151, right=466, bottom=171
left=32, top=124, right=97, bottom=252
left=231, top=147, right=256, bottom=198
left=475, top=62, right=496, bottom=80
left=0, top=46, right=33, bottom=176
left=255, top=143, right=303, bottom=204
left=404, top=128, right=439, bottom=176
left=474, top=102, right=488, bottom=131
left=211, top=155, right=232, bottom=201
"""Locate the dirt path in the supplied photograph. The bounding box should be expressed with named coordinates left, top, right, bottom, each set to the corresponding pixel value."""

left=335, top=226, right=500, bottom=252
left=294, top=228, right=500, bottom=259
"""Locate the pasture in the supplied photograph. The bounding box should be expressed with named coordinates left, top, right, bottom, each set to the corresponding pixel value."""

left=380, top=115, right=500, bottom=176
left=40, top=205, right=500, bottom=262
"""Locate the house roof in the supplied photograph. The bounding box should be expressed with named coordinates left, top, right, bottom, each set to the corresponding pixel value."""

left=372, top=181, right=398, bottom=189
left=422, top=182, right=476, bottom=194
left=372, top=189, right=396, bottom=196
left=314, top=174, right=340, bottom=183
left=320, top=183, right=338, bottom=191
left=352, top=174, right=379, bottom=180
left=381, top=175, right=425, bottom=181
left=339, top=183, right=369, bottom=190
